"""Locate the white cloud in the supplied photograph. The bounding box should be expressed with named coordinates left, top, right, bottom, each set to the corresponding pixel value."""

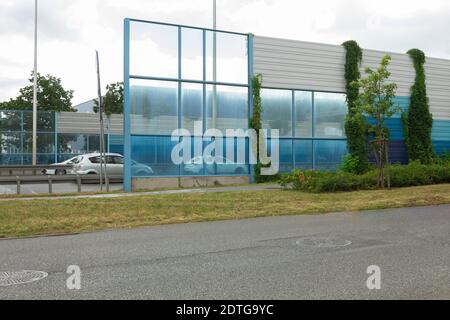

left=0, top=0, right=450, bottom=105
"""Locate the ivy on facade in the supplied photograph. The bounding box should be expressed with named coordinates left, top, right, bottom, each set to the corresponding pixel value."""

left=342, top=40, right=369, bottom=173
left=402, top=49, right=434, bottom=164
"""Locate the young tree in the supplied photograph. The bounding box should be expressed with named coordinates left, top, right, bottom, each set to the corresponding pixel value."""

left=93, top=82, right=124, bottom=116
left=353, top=55, right=400, bottom=189
left=0, top=72, right=75, bottom=112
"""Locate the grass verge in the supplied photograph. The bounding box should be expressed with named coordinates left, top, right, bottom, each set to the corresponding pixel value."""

left=0, top=184, right=449, bottom=239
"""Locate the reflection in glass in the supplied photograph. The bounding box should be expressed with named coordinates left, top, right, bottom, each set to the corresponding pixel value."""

left=130, top=22, right=178, bottom=78
left=295, top=91, right=313, bottom=137
left=295, top=140, right=313, bottom=170
left=182, top=83, right=203, bottom=133
left=314, top=140, right=348, bottom=171
left=206, top=85, right=248, bottom=131
left=131, top=135, right=179, bottom=176
left=182, top=28, right=203, bottom=80
left=314, top=92, right=347, bottom=138
left=131, top=79, right=178, bottom=135
left=261, top=89, right=292, bottom=137
left=206, top=31, right=248, bottom=84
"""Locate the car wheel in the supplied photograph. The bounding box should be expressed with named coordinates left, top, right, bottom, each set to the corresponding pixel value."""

left=56, top=169, right=66, bottom=175
left=234, top=168, right=246, bottom=175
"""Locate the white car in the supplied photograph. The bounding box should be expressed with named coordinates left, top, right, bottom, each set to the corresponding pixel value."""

left=183, top=156, right=248, bottom=175
left=72, top=153, right=154, bottom=176
left=45, top=156, right=78, bottom=175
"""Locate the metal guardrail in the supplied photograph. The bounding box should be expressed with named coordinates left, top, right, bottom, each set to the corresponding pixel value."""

left=0, top=175, right=123, bottom=195
left=0, top=165, right=74, bottom=176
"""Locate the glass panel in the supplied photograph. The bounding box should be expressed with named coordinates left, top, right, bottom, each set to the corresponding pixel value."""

left=205, top=137, right=249, bottom=176
left=0, top=111, right=22, bottom=131
left=206, top=85, right=248, bottom=131
left=181, top=28, right=203, bottom=80
left=261, top=89, right=292, bottom=137
left=206, top=31, right=248, bottom=84
left=295, top=140, right=313, bottom=170
left=181, top=137, right=204, bottom=176
left=181, top=83, right=203, bottom=133
left=279, top=139, right=293, bottom=173
left=23, top=133, right=55, bottom=154
left=314, top=140, right=348, bottom=171
left=58, top=134, right=87, bottom=155
left=130, top=21, right=178, bottom=78
left=130, top=79, right=178, bottom=135
left=295, top=91, right=313, bottom=137
left=0, top=133, right=22, bottom=154
left=314, top=92, right=347, bottom=138
left=131, top=135, right=179, bottom=176
left=23, top=111, right=55, bottom=132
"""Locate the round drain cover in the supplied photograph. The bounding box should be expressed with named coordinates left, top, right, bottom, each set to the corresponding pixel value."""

left=0, top=271, right=48, bottom=287
left=296, top=237, right=352, bottom=248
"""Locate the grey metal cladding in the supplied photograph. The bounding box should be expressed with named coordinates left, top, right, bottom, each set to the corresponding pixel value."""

left=254, top=35, right=450, bottom=120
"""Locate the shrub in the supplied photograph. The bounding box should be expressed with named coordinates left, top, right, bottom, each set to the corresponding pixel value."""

left=279, top=162, right=450, bottom=193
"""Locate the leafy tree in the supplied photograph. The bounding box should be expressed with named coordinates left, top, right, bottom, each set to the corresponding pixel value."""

left=0, top=72, right=75, bottom=112
left=353, top=55, right=400, bottom=189
left=402, top=49, right=434, bottom=164
left=93, top=82, right=124, bottom=116
left=342, top=40, right=369, bottom=174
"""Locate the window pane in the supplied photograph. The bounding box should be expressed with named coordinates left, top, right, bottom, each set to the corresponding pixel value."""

left=0, top=111, right=22, bottom=131
left=279, top=139, right=293, bottom=173
left=314, top=92, right=347, bottom=138
left=58, top=134, right=87, bottom=155
left=261, top=89, right=292, bottom=137
left=182, top=28, right=203, bottom=80
left=0, top=133, right=21, bottom=154
left=24, top=133, right=55, bottom=154
left=23, top=111, right=55, bottom=132
left=131, top=135, right=179, bottom=176
left=131, top=79, right=178, bottom=135
left=206, top=85, right=248, bottom=131
left=314, top=140, right=348, bottom=171
left=295, top=140, right=313, bottom=170
left=181, top=83, right=203, bottom=133
left=295, top=91, right=312, bottom=137
left=206, top=31, right=248, bottom=84
left=130, top=21, right=178, bottom=78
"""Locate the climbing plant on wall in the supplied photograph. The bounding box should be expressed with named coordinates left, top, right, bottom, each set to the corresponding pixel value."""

left=402, top=49, right=434, bottom=164
left=250, top=74, right=274, bottom=183
left=342, top=40, right=369, bottom=174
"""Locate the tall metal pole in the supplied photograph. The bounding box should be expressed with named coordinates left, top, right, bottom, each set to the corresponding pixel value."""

left=96, top=51, right=108, bottom=191
left=212, top=0, right=217, bottom=129
left=32, top=0, right=38, bottom=166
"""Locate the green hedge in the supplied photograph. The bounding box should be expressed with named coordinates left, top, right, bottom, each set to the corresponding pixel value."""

left=279, top=161, right=450, bottom=193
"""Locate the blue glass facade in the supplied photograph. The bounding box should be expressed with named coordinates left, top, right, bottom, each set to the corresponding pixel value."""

left=0, top=111, right=110, bottom=165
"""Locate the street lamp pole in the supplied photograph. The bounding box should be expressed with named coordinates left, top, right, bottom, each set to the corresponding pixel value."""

left=32, top=0, right=38, bottom=166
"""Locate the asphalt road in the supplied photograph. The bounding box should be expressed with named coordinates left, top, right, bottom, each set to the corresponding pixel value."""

left=0, top=182, right=123, bottom=195
left=0, top=205, right=449, bottom=300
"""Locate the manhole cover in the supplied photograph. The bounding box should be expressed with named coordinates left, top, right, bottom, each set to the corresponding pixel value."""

left=296, top=237, right=352, bottom=248
left=0, top=271, right=48, bottom=287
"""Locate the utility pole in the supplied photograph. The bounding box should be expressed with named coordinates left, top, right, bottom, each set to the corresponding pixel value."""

left=32, top=0, right=38, bottom=166
left=96, top=51, right=109, bottom=192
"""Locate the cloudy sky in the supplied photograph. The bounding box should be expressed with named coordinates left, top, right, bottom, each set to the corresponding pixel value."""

left=1, top=0, right=450, bottom=105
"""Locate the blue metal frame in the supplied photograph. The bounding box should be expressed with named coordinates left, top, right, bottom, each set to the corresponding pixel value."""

left=123, top=18, right=132, bottom=192
left=123, top=18, right=253, bottom=189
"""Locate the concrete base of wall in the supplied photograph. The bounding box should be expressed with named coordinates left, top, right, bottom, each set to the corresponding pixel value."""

left=132, top=176, right=251, bottom=191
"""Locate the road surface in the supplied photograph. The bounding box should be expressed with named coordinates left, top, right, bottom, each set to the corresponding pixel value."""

left=0, top=205, right=449, bottom=299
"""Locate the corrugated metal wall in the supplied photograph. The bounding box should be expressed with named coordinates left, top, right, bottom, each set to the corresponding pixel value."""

left=254, top=35, right=450, bottom=158
left=58, top=112, right=123, bottom=135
